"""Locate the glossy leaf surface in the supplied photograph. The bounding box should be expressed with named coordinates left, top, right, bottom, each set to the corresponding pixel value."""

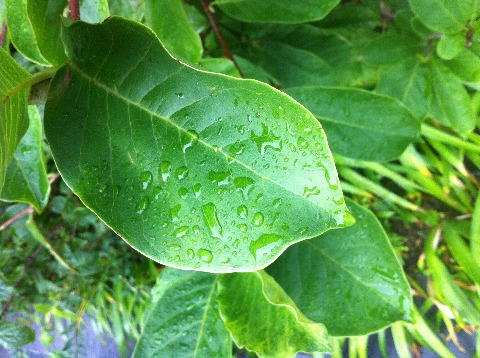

left=0, top=322, right=35, bottom=349
left=213, top=0, right=340, bottom=24
left=44, top=17, right=350, bottom=272
left=286, top=87, right=420, bottom=162
left=267, top=199, right=412, bottom=336
left=0, top=106, right=50, bottom=211
left=145, top=0, right=202, bottom=63
left=408, top=0, right=474, bottom=34
left=26, top=0, right=67, bottom=65
left=133, top=268, right=231, bottom=357
left=5, top=0, right=49, bottom=65
left=217, top=271, right=330, bottom=357
left=0, top=47, right=32, bottom=192
left=430, top=60, right=475, bottom=135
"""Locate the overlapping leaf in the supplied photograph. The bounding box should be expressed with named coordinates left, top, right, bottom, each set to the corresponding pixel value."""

left=133, top=268, right=231, bottom=357
left=217, top=271, right=330, bottom=357
left=44, top=17, right=351, bottom=272
left=0, top=106, right=50, bottom=211
left=267, top=199, right=412, bottom=336
left=213, top=0, right=340, bottom=24
left=0, top=47, right=32, bottom=192
left=286, top=87, right=420, bottom=162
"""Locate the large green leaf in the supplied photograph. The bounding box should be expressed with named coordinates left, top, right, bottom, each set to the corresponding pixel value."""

left=430, top=60, right=475, bottom=135
left=133, top=268, right=231, bottom=357
left=145, top=0, right=203, bottom=63
left=286, top=87, right=420, bottom=162
left=26, top=0, right=67, bottom=66
left=0, top=47, right=32, bottom=193
left=213, top=0, right=340, bottom=24
left=44, top=17, right=351, bottom=272
left=362, top=34, right=423, bottom=65
left=0, top=106, right=50, bottom=211
left=267, top=198, right=412, bottom=336
left=376, top=58, right=431, bottom=119
left=407, top=0, right=475, bottom=34
left=5, top=0, right=49, bottom=65
left=0, top=322, right=35, bottom=349
left=217, top=271, right=330, bottom=357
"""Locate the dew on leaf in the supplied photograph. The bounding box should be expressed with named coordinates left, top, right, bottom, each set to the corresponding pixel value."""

left=201, top=203, right=223, bottom=239
left=303, top=186, right=321, bottom=199
left=187, top=249, right=195, bottom=259
left=252, top=212, right=264, bottom=226
left=251, top=124, right=282, bottom=155
left=178, top=187, right=188, bottom=198
left=249, top=234, right=283, bottom=259
left=272, top=198, right=282, bottom=208
left=112, top=185, right=121, bottom=199
left=139, top=171, right=153, bottom=190
left=192, top=225, right=200, bottom=234
left=237, top=205, right=248, bottom=219
left=153, top=187, right=162, bottom=199
left=298, top=227, right=308, bottom=234
left=170, top=244, right=181, bottom=251
left=297, top=137, right=309, bottom=148
left=229, top=143, right=246, bottom=155
left=159, top=161, right=172, bottom=182
left=173, top=226, right=189, bottom=238
left=176, top=166, right=189, bottom=180
left=197, top=248, right=213, bottom=263
left=208, top=169, right=231, bottom=186
left=171, top=204, right=181, bottom=222
left=237, top=224, right=248, bottom=233
left=233, top=177, right=255, bottom=199
left=193, top=183, right=202, bottom=197
left=136, top=197, right=149, bottom=214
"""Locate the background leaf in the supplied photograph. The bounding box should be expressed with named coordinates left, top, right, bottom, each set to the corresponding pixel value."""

left=267, top=198, right=412, bottom=336
left=145, top=0, right=203, bottom=63
left=0, top=106, right=50, bottom=211
left=133, top=268, right=231, bottom=358
left=286, top=87, right=420, bottom=162
left=407, top=0, right=475, bottom=34
left=0, top=322, right=35, bottom=349
left=376, top=58, right=431, bottom=120
left=437, top=33, right=466, bottom=60
left=217, top=271, right=330, bottom=357
left=44, top=17, right=351, bottom=272
left=213, top=0, right=340, bottom=24
left=0, top=47, right=32, bottom=193
left=80, top=0, right=110, bottom=23
left=430, top=60, right=475, bottom=135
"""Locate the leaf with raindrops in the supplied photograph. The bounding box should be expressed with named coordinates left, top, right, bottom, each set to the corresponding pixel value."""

left=44, top=17, right=352, bottom=272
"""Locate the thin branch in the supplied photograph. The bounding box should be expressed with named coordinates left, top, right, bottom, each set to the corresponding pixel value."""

left=0, top=173, right=60, bottom=231
left=68, top=0, right=80, bottom=21
left=199, top=0, right=244, bottom=77
left=0, top=21, right=7, bottom=47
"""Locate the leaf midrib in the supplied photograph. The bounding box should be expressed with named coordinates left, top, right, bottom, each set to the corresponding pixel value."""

left=70, top=63, right=323, bottom=209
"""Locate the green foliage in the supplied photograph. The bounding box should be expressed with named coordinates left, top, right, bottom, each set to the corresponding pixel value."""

left=1, top=0, right=479, bottom=357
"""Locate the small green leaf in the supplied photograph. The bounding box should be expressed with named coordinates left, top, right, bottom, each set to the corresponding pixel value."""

left=44, top=17, right=350, bottom=272
left=217, top=271, right=330, bottom=357
left=430, top=60, right=475, bottom=135
left=0, top=321, right=35, bottom=349
left=26, top=0, right=68, bottom=65
left=376, top=58, right=431, bottom=120
left=145, top=0, right=202, bottom=63
left=196, top=58, right=241, bottom=78
left=408, top=0, right=475, bottom=34
left=5, top=0, right=49, bottom=65
left=213, top=0, right=340, bottom=24
left=133, top=268, right=231, bottom=357
left=0, top=47, right=32, bottom=192
left=437, top=33, right=465, bottom=60
left=0, top=106, right=50, bottom=211
left=267, top=198, right=412, bottom=336
left=286, top=87, right=420, bottom=162
left=443, top=48, right=480, bottom=90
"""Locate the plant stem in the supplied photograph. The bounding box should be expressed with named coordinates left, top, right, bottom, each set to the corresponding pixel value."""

left=199, top=0, right=244, bottom=77
left=69, top=0, right=81, bottom=21
left=422, top=124, right=480, bottom=153
left=0, top=21, right=7, bottom=47
left=0, top=173, right=60, bottom=231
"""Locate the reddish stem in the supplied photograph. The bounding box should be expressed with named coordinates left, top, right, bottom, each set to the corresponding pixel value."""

left=68, top=0, right=80, bottom=21
left=199, top=0, right=244, bottom=77
left=0, top=21, right=7, bottom=47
